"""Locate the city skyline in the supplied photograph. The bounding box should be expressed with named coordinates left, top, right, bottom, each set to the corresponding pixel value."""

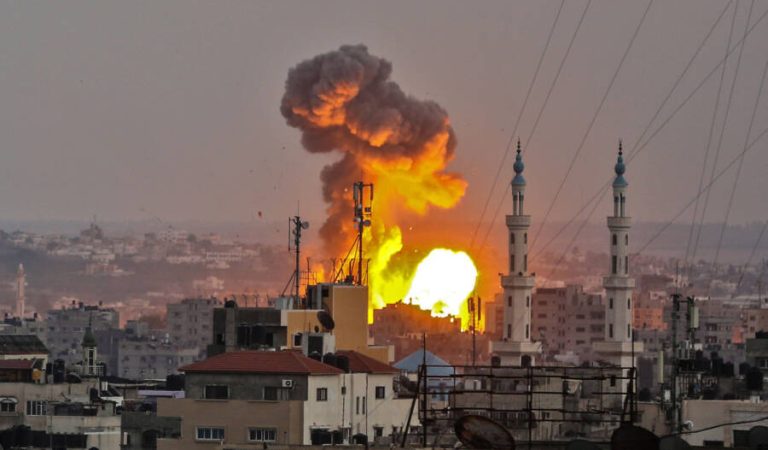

left=0, top=0, right=767, bottom=233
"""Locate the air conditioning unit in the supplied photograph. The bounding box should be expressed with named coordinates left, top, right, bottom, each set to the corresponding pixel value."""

left=281, top=379, right=294, bottom=388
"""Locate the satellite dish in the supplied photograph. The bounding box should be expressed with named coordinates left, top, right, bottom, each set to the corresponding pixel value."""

left=317, top=310, right=335, bottom=331
left=566, top=439, right=600, bottom=450
left=301, top=221, right=310, bottom=230
left=659, top=435, right=692, bottom=450
left=454, top=415, right=514, bottom=450
left=748, top=425, right=768, bottom=449
left=610, top=424, right=658, bottom=450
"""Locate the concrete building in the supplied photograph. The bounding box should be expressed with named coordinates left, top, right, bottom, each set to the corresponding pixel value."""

left=0, top=373, right=121, bottom=449
left=166, top=297, right=222, bottom=359
left=156, top=350, right=413, bottom=448
left=46, top=302, right=119, bottom=365
left=0, top=317, right=47, bottom=348
left=117, top=337, right=197, bottom=380
left=531, top=285, right=605, bottom=362
left=490, top=143, right=542, bottom=365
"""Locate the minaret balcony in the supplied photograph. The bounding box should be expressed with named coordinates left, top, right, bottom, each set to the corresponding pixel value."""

left=607, top=217, right=631, bottom=228
left=603, top=276, right=635, bottom=289
left=506, top=215, right=531, bottom=228
left=501, top=274, right=535, bottom=288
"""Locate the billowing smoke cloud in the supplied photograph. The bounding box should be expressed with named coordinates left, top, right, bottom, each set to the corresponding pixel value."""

left=281, top=45, right=466, bottom=254
left=281, top=45, right=468, bottom=313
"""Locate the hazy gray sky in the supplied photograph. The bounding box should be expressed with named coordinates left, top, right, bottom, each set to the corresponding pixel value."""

left=1, top=0, right=767, bottom=234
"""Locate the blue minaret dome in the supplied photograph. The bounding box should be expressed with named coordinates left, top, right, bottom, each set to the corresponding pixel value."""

left=512, top=139, right=526, bottom=186
left=613, top=140, right=627, bottom=188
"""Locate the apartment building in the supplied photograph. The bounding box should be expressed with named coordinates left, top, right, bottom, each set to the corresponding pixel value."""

left=530, top=285, right=605, bottom=362
left=157, top=349, right=412, bottom=448
left=46, top=302, right=119, bottom=365
left=166, top=297, right=222, bottom=358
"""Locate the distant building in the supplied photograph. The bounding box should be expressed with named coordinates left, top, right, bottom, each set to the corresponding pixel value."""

left=531, top=284, right=605, bottom=363
left=166, top=297, right=222, bottom=358
left=46, top=302, right=119, bottom=365
left=117, top=338, right=197, bottom=381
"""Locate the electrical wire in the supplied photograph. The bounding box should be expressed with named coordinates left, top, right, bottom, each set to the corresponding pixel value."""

left=633, top=124, right=768, bottom=256
left=712, top=0, right=758, bottom=269
left=529, top=0, right=655, bottom=254
left=737, top=220, right=768, bottom=289
left=474, top=0, right=593, bottom=254
left=531, top=4, right=768, bottom=265
left=468, top=0, right=566, bottom=249
left=684, top=0, right=739, bottom=270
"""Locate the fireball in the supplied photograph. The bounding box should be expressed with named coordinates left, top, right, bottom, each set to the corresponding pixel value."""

left=405, top=248, right=478, bottom=319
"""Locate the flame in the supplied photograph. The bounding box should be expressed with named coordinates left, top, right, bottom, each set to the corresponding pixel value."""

left=405, top=249, right=478, bottom=319
left=281, top=46, right=482, bottom=327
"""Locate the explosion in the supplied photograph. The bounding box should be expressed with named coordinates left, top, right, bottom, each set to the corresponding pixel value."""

left=281, top=45, right=477, bottom=326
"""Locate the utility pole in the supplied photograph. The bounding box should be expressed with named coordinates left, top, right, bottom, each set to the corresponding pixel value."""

left=670, top=292, right=680, bottom=434
left=288, top=216, right=309, bottom=307
left=352, top=182, right=373, bottom=285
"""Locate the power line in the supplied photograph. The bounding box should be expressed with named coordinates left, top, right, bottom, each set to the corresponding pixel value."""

left=737, top=220, right=768, bottom=289
left=633, top=124, right=768, bottom=256
left=531, top=1, right=734, bottom=263
left=468, top=0, right=566, bottom=249
left=475, top=0, right=593, bottom=254
left=684, top=0, right=739, bottom=270
left=532, top=4, right=768, bottom=265
left=529, top=0, right=655, bottom=254
left=712, top=0, right=758, bottom=269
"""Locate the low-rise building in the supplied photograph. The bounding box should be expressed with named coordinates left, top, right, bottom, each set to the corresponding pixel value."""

left=157, top=349, right=413, bottom=448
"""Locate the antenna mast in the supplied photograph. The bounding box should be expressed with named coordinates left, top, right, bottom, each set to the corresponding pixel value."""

left=288, top=216, right=310, bottom=306
left=353, top=181, right=374, bottom=285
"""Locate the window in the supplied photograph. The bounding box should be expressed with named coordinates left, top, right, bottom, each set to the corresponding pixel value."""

left=525, top=324, right=529, bottom=339
left=316, top=388, right=328, bottom=401
left=26, top=400, right=46, bottom=416
left=196, top=427, right=224, bottom=441
left=627, top=324, right=631, bottom=339
left=524, top=233, right=528, bottom=244
left=375, top=386, right=385, bottom=399
left=625, top=256, right=628, bottom=274
left=507, top=324, right=512, bottom=339
left=510, top=254, right=515, bottom=272
left=362, top=396, right=366, bottom=414
left=625, top=235, right=628, bottom=245
left=524, top=254, right=528, bottom=272
left=627, top=298, right=631, bottom=309
left=356, top=396, right=360, bottom=415
left=510, top=233, right=515, bottom=244
left=374, top=426, right=383, bottom=438
left=609, top=298, right=614, bottom=309
left=612, top=256, right=617, bottom=274
left=526, top=296, right=530, bottom=307
left=507, top=296, right=512, bottom=307
left=264, top=386, right=278, bottom=401
left=0, top=399, right=17, bottom=413
left=609, top=324, right=614, bottom=338
left=204, top=385, right=229, bottom=399
left=249, top=428, right=276, bottom=442
left=612, top=234, right=617, bottom=246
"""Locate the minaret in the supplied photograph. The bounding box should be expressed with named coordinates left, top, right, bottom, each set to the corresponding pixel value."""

left=81, top=317, right=99, bottom=377
left=596, top=141, right=642, bottom=368
left=490, top=141, right=541, bottom=366
left=16, top=264, right=25, bottom=319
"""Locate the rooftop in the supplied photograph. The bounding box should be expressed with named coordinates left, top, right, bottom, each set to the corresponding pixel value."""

left=0, top=335, right=48, bottom=355
left=180, top=350, right=343, bottom=375
left=336, top=350, right=399, bottom=374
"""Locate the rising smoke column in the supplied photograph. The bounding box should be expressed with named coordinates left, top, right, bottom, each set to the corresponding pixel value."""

left=281, top=45, right=467, bottom=313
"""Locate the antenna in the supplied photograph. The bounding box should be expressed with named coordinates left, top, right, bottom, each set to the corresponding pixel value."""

left=352, top=181, right=373, bottom=285
left=287, top=216, right=310, bottom=307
